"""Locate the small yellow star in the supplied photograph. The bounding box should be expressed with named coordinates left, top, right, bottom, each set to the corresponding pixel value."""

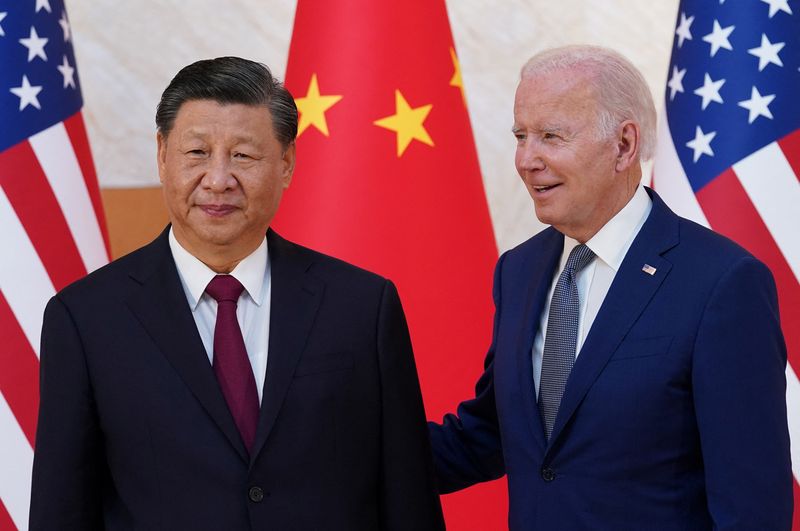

left=295, top=73, right=343, bottom=137
left=373, top=90, right=434, bottom=157
left=450, top=47, right=466, bottom=104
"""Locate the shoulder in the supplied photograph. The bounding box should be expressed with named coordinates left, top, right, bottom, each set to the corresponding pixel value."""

left=675, top=219, right=776, bottom=303
left=497, top=226, right=561, bottom=271
left=56, top=229, right=170, bottom=305
left=269, top=230, right=391, bottom=290
left=635, top=194, right=776, bottom=304
left=645, top=187, right=761, bottom=272
left=678, top=216, right=750, bottom=258
left=672, top=215, right=766, bottom=276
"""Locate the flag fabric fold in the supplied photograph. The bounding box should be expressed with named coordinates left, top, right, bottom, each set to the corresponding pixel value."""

left=0, top=1, right=108, bottom=528
left=276, top=1, right=505, bottom=528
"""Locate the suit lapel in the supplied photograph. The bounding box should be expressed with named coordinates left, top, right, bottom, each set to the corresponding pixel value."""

left=546, top=189, right=680, bottom=449
left=250, top=230, right=323, bottom=464
left=549, top=189, right=678, bottom=448
left=125, top=228, right=249, bottom=462
left=515, top=228, right=563, bottom=451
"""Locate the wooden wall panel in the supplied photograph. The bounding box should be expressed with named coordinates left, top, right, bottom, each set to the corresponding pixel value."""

left=100, top=187, right=168, bottom=259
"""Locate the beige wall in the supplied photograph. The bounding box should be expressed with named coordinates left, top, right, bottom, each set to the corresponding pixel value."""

left=73, top=0, right=681, bottom=256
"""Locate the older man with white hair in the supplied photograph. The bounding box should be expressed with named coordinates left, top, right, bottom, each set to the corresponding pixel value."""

left=430, top=45, right=792, bottom=530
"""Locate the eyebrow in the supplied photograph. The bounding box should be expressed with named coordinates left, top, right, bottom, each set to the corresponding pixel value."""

left=511, top=125, right=566, bottom=135
left=541, top=126, right=565, bottom=134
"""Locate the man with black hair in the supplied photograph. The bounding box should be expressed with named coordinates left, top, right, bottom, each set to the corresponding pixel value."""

left=30, top=57, right=444, bottom=531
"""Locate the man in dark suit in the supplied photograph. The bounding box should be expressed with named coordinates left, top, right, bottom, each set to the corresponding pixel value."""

left=429, top=45, right=793, bottom=529
left=30, top=57, right=444, bottom=531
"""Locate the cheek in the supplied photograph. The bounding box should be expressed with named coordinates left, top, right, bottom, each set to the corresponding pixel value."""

left=170, top=177, right=192, bottom=198
left=164, top=175, right=199, bottom=207
left=245, top=175, right=282, bottom=206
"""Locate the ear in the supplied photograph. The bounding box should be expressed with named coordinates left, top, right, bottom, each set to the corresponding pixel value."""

left=156, top=132, right=167, bottom=184
left=281, top=142, right=296, bottom=189
left=614, top=120, right=640, bottom=173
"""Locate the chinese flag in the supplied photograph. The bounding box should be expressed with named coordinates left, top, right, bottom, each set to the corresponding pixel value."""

left=274, top=0, right=505, bottom=529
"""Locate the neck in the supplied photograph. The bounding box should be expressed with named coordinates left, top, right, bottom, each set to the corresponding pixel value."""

left=565, top=169, right=641, bottom=243
left=200, top=256, right=243, bottom=274
left=172, top=228, right=261, bottom=274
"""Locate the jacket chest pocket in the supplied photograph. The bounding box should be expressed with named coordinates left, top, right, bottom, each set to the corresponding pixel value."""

left=608, top=335, right=674, bottom=361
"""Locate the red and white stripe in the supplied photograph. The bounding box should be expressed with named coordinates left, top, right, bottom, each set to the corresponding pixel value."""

left=0, top=111, right=108, bottom=531
left=653, top=117, right=800, bottom=492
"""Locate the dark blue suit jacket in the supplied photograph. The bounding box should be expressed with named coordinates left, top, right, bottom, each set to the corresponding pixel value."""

left=30, top=228, right=444, bottom=531
left=430, top=189, right=792, bottom=530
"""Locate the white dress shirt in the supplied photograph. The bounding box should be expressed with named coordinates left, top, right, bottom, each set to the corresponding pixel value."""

left=533, top=185, right=652, bottom=397
left=169, top=229, right=271, bottom=403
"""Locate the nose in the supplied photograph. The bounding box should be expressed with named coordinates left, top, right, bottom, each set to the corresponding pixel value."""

left=515, top=140, right=544, bottom=177
left=200, top=153, right=238, bottom=192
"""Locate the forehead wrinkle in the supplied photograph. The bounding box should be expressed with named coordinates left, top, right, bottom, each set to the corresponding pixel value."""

left=179, top=127, right=209, bottom=140
left=518, top=86, right=600, bottom=138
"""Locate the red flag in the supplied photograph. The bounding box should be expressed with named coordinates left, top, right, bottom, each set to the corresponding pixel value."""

left=0, top=1, right=109, bottom=528
left=275, top=1, right=505, bottom=528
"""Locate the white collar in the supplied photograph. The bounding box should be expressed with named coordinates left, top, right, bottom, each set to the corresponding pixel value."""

left=168, top=228, right=269, bottom=309
left=564, top=185, right=652, bottom=271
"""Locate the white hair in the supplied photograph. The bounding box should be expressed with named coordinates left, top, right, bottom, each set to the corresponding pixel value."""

left=520, top=45, right=658, bottom=161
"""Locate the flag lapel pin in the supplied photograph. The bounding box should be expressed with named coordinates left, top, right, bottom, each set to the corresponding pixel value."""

left=642, top=264, right=657, bottom=276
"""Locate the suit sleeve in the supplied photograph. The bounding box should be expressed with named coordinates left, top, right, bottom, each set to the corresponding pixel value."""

left=427, top=253, right=506, bottom=493
left=376, top=280, right=445, bottom=531
left=29, top=295, right=105, bottom=531
left=692, top=256, right=793, bottom=530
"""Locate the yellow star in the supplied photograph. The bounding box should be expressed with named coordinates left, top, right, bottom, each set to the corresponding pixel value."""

left=295, top=73, right=343, bottom=137
left=373, top=90, right=434, bottom=157
left=450, top=47, right=466, bottom=104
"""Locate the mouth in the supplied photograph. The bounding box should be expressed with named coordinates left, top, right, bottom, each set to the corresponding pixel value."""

left=531, top=183, right=561, bottom=195
left=197, top=204, right=238, bottom=217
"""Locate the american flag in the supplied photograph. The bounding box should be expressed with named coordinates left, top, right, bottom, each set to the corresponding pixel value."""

left=0, top=0, right=108, bottom=528
left=652, top=0, right=800, bottom=523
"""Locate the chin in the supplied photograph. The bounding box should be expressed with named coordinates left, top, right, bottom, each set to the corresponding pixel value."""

left=191, top=226, right=242, bottom=247
left=532, top=205, right=557, bottom=227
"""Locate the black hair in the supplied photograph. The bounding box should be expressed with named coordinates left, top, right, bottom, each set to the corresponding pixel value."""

left=155, top=56, right=297, bottom=148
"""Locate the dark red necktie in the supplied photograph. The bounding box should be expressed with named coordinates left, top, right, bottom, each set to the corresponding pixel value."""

left=205, top=275, right=259, bottom=453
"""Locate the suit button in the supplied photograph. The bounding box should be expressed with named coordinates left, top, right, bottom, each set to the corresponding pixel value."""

left=541, top=467, right=556, bottom=482
left=248, top=486, right=264, bottom=502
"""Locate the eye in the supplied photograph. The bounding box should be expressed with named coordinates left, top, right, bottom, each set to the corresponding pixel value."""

left=233, top=152, right=251, bottom=160
left=543, top=132, right=559, bottom=140
left=186, top=149, right=206, bottom=156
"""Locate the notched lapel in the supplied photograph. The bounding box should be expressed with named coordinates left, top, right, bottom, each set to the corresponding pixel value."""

left=250, top=231, right=323, bottom=464
left=547, top=191, right=679, bottom=449
left=516, top=228, right=563, bottom=450
left=125, top=231, right=249, bottom=462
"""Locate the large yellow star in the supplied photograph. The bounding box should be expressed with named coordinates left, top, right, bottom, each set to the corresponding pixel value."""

left=373, top=90, right=434, bottom=157
left=450, top=47, right=466, bottom=104
left=294, top=73, right=343, bottom=137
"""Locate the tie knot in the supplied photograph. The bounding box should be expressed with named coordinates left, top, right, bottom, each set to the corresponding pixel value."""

left=564, top=244, right=595, bottom=275
left=205, top=275, right=245, bottom=303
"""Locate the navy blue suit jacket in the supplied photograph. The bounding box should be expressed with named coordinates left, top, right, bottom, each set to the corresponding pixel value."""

left=430, top=189, right=792, bottom=530
left=30, top=228, right=444, bottom=531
